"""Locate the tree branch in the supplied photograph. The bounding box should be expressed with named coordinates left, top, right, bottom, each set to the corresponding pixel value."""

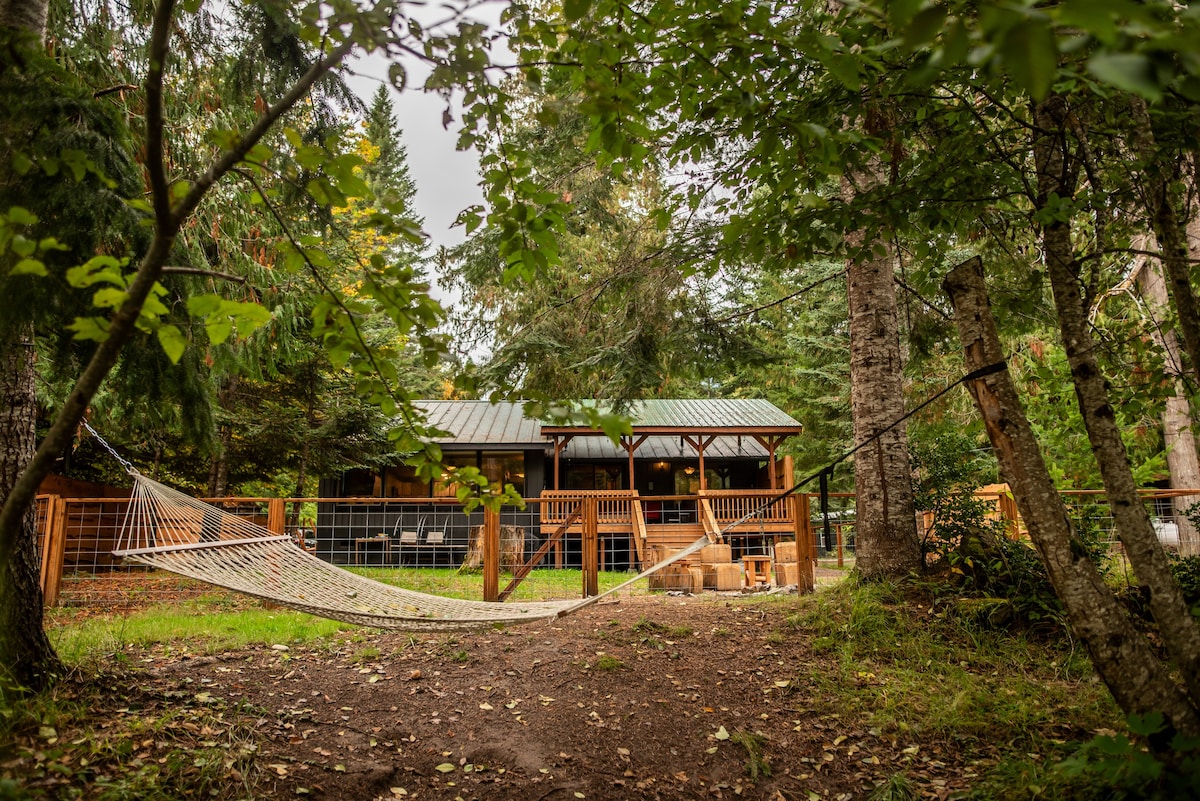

left=160, top=266, right=247, bottom=284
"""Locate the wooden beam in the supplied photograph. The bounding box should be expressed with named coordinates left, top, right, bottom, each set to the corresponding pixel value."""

left=266, top=498, right=286, bottom=535
left=42, top=497, right=69, bottom=608
left=621, top=434, right=648, bottom=491
left=629, top=496, right=647, bottom=569
left=582, top=496, right=599, bottom=597
left=553, top=435, right=574, bottom=490
left=483, top=507, right=500, bottom=602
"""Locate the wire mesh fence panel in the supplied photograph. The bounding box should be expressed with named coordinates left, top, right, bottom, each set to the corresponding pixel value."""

left=1058, top=489, right=1200, bottom=554
left=808, top=493, right=856, bottom=562
left=51, top=498, right=218, bottom=607
left=35, top=495, right=49, bottom=561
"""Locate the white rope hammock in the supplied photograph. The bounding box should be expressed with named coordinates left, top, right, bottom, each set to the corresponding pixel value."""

left=112, top=471, right=713, bottom=631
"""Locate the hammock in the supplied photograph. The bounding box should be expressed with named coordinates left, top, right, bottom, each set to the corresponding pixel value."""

left=112, top=471, right=713, bottom=631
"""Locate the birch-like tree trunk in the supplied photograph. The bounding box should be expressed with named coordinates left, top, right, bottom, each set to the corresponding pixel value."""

left=1134, top=247, right=1200, bottom=556
left=944, top=257, right=1200, bottom=737
left=842, top=154, right=920, bottom=579
left=1035, top=94, right=1200, bottom=708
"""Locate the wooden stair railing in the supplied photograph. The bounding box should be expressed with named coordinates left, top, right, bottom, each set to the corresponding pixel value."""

left=498, top=504, right=584, bottom=601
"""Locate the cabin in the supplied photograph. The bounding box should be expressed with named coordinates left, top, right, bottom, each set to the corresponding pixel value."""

left=315, top=399, right=804, bottom=569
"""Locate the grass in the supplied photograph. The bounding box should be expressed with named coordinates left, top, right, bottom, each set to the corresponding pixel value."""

left=782, top=577, right=1130, bottom=798
left=24, top=570, right=1143, bottom=800
left=347, top=566, right=646, bottom=600
left=49, top=599, right=345, bottom=667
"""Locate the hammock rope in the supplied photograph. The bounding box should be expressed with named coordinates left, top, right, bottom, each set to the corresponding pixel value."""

left=112, top=470, right=713, bottom=631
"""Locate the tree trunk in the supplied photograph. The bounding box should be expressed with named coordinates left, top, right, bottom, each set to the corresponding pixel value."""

left=842, top=162, right=920, bottom=579
left=1135, top=248, right=1200, bottom=556
left=1130, top=97, right=1200, bottom=388
left=1, top=0, right=62, bottom=693
left=0, top=0, right=48, bottom=36
left=0, top=324, right=62, bottom=690
left=943, top=257, right=1200, bottom=737
left=1035, top=94, right=1200, bottom=708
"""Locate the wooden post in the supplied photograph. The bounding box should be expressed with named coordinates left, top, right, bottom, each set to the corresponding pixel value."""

left=39, top=496, right=59, bottom=595
left=483, top=507, right=500, bottom=602
left=793, top=493, right=815, bottom=592
left=266, top=498, right=286, bottom=535
left=997, top=489, right=1020, bottom=539
left=42, top=497, right=70, bottom=608
left=582, top=495, right=599, bottom=597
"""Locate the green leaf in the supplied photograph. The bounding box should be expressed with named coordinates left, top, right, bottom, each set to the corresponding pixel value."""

left=156, top=324, right=187, bottom=364
left=68, top=316, right=110, bottom=342
left=11, top=237, right=36, bottom=257
left=999, top=18, right=1058, bottom=100
left=903, top=6, right=948, bottom=51
left=11, top=258, right=47, bottom=276
left=11, top=153, right=32, bottom=176
left=205, top=318, right=234, bottom=345
left=563, top=0, right=591, bottom=22
left=1086, top=52, right=1161, bottom=100
left=6, top=207, right=37, bottom=225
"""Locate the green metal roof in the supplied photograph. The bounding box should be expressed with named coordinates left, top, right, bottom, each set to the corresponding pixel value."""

left=417, top=399, right=802, bottom=454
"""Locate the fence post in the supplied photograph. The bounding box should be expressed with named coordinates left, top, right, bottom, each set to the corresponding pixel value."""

left=266, top=498, right=286, bottom=535
left=582, top=496, right=599, bottom=597
left=997, top=490, right=1020, bottom=539
left=42, top=497, right=69, bottom=608
left=483, top=506, right=500, bottom=602
left=792, top=493, right=815, bottom=592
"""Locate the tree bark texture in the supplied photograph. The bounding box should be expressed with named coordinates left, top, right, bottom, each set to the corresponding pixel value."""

left=1135, top=250, right=1200, bottom=556
left=1, top=0, right=62, bottom=692
left=1129, top=97, right=1200, bottom=389
left=1035, top=94, right=1200, bottom=709
left=0, top=324, right=62, bottom=690
left=842, top=163, right=920, bottom=578
left=943, top=257, right=1200, bottom=737
left=0, top=0, right=47, bottom=36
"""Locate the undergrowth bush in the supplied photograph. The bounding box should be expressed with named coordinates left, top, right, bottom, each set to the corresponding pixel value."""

left=1053, top=712, right=1200, bottom=801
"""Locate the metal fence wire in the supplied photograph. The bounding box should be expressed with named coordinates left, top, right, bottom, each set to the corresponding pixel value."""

left=31, top=487, right=1200, bottom=609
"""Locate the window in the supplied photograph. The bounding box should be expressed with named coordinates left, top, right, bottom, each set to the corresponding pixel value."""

left=482, top=452, right=526, bottom=497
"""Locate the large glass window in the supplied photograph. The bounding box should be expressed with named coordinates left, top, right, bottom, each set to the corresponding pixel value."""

left=482, top=452, right=526, bottom=497
left=564, top=464, right=625, bottom=491
left=383, top=465, right=429, bottom=498
left=433, top=452, right=479, bottom=497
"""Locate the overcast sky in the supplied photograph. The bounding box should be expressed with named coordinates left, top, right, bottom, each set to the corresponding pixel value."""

left=342, top=2, right=511, bottom=253
left=345, top=58, right=482, bottom=252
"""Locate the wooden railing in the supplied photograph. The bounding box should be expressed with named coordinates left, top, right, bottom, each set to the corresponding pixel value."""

left=700, top=490, right=792, bottom=525
left=538, top=490, right=638, bottom=526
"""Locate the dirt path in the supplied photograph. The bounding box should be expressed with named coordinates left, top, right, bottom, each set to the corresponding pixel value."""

left=95, top=592, right=974, bottom=800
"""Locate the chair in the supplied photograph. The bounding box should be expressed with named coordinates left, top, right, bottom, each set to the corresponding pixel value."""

left=393, top=530, right=419, bottom=565
left=423, top=530, right=445, bottom=566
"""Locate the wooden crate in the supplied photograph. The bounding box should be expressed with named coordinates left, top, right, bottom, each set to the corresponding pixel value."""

left=776, top=561, right=800, bottom=587
left=774, top=541, right=798, bottom=563
left=649, top=563, right=692, bottom=590
left=699, top=543, right=732, bottom=564
left=704, top=562, right=743, bottom=590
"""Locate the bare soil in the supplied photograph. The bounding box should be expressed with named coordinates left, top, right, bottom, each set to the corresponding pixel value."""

left=12, top=587, right=1020, bottom=800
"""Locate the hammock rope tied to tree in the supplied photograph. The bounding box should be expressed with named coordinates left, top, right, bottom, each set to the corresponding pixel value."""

left=111, top=470, right=714, bottom=631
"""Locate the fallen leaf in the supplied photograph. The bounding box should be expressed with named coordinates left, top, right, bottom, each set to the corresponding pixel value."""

left=435, top=763, right=456, bottom=773
left=715, top=726, right=730, bottom=741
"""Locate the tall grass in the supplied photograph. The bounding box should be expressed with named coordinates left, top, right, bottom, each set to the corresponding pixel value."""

left=784, top=578, right=1118, bottom=748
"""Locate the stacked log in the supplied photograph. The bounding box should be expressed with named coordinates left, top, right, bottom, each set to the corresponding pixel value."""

left=647, top=547, right=692, bottom=590
left=774, top=540, right=800, bottom=586
left=699, top=543, right=742, bottom=590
